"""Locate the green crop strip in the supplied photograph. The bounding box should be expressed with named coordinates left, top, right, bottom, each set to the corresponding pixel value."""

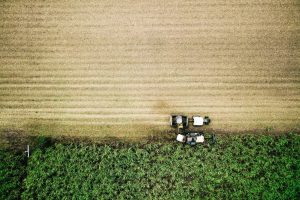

left=0, top=150, right=26, bottom=200
left=1, top=133, right=299, bottom=199
left=19, top=133, right=299, bottom=199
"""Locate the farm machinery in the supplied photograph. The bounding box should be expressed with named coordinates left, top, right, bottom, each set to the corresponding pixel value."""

left=170, top=114, right=215, bottom=146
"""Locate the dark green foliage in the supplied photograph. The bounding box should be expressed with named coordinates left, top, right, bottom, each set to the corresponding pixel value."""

left=0, top=150, right=26, bottom=200
left=22, top=133, right=300, bottom=199
left=32, top=136, right=53, bottom=152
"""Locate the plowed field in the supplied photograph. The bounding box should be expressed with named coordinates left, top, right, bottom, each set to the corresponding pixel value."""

left=0, top=0, right=299, bottom=139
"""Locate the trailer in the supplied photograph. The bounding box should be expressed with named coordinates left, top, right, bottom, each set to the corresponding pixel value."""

left=170, top=115, right=189, bottom=129
left=169, top=115, right=210, bottom=128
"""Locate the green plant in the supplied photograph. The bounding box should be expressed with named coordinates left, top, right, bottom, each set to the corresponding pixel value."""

left=21, top=133, right=300, bottom=199
left=0, top=150, right=26, bottom=200
left=33, top=136, right=53, bottom=152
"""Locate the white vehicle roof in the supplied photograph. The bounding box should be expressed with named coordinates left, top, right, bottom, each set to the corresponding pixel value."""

left=176, top=116, right=183, bottom=124
left=193, top=116, right=204, bottom=126
left=196, top=135, right=205, bottom=143
left=176, top=134, right=185, bottom=142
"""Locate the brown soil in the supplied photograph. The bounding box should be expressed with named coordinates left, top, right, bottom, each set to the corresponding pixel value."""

left=0, top=0, right=299, bottom=139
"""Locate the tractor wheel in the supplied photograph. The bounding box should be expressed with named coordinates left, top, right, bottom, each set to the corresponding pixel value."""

left=204, top=116, right=211, bottom=125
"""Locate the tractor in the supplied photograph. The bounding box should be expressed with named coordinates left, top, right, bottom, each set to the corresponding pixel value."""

left=176, top=132, right=216, bottom=146
left=170, top=115, right=211, bottom=128
left=170, top=114, right=215, bottom=146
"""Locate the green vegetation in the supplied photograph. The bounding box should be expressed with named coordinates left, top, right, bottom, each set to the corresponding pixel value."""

left=20, top=133, right=299, bottom=199
left=0, top=150, right=26, bottom=200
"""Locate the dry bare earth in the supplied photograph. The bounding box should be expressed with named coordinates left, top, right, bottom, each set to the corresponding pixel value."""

left=0, top=0, right=299, bottom=139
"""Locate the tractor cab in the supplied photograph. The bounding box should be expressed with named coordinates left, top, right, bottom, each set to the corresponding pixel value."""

left=193, top=116, right=211, bottom=126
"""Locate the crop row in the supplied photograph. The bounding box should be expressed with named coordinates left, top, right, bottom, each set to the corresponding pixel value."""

left=18, top=133, right=300, bottom=199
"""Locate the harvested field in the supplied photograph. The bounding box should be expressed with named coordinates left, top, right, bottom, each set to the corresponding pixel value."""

left=0, top=0, right=299, bottom=138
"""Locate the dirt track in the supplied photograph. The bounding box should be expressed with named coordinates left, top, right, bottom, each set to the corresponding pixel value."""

left=0, top=0, right=299, bottom=138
